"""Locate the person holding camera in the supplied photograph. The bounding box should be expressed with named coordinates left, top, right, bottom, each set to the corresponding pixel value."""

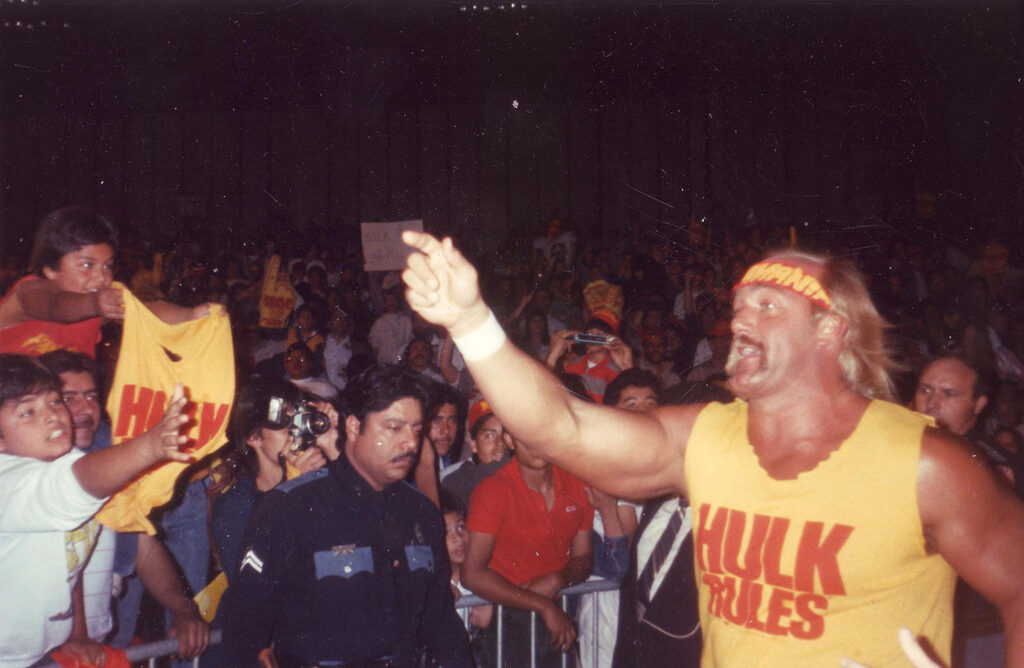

left=221, top=364, right=473, bottom=668
left=211, top=377, right=332, bottom=594
left=546, top=316, right=632, bottom=403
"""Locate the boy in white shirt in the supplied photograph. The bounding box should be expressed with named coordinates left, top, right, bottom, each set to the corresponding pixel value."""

left=0, top=354, right=191, bottom=668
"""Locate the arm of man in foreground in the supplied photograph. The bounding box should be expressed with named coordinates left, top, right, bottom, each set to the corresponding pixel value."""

left=919, top=428, right=1024, bottom=667
left=136, top=533, right=210, bottom=659
left=402, top=231, right=696, bottom=500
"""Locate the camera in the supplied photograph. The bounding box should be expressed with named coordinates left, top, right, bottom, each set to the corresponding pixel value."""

left=572, top=332, right=616, bottom=345
left=267, top=397, right=331, bottom=451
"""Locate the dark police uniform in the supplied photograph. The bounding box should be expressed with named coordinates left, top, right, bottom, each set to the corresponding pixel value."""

left=221, top=453, right=473, bottom=668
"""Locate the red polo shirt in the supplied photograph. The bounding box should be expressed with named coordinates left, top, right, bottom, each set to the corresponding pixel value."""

left=467, top=459, right=593, bottom=585
left=562, top=354, right=621, bottom=403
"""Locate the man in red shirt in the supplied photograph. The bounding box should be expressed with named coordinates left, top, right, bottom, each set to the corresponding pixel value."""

left=464, top=433, right=593, bottom=667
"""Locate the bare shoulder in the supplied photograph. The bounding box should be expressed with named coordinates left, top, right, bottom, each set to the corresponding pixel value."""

left=917, top=426, right=1024, bottom=611
left=917, top=426, right=1019, bottom=542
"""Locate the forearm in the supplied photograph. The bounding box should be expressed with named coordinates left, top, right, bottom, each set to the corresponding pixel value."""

left=414, top=445, right=440, bottom=508
left=136, top=534, right=195, bottom=617
left=19, top=286, right=101, bottom=323
left=438, top=339, right=461, bottom=385
left=462, top=565, right=555, bottom=614
left=72, top=438, right=163, bottom=499
left=69, top=578, right=90, bottom=641
left=461, top=329, right=579, bottom=461
left=560, top=554, right=593, bottom=588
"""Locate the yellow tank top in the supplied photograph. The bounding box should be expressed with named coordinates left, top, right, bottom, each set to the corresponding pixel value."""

left=685, top=399, right=954, bottom=667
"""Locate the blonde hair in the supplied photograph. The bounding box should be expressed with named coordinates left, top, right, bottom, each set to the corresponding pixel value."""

left=765, top=249, right=897, bottom=401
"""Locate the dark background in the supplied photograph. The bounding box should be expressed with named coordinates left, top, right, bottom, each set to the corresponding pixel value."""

left=1, top=0, right=1021, bottom=256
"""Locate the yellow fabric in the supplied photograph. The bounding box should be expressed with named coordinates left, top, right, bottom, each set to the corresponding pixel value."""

left=97, top=287, right=235, bottom=534
left=685, top=399, right=955, bottom=668
left=258, top=255, right=296, bottom=329
left=194, top=572, right=229, bottom=623
left=582, top=280, right=623, bottom=319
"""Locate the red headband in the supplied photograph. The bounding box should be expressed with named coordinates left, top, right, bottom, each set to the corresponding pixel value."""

left=734, top=259, right=831, bottom=310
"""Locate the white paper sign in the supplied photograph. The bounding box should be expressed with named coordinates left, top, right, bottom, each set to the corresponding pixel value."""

left=361, top=220, right=424, bottom=271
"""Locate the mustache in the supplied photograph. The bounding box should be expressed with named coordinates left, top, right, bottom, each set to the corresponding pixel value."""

left=390, top=453, right=417, bottom=465
left=725, top=335, right=765, bottom=376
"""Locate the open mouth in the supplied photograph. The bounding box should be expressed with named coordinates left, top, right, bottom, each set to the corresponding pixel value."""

left=48, top=427, right=69, bottom=441
left=726, top=336, right=766, bottom=377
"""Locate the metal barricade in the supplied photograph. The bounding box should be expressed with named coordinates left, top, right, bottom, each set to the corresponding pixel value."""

left=36, top=580, right=620, bottom=668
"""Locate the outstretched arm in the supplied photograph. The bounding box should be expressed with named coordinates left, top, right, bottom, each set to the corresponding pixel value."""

left=919, top=429, right=1024, bottom=667
left=402, top=231, right=693, bottom=499
left=72, top=384, right=193, bottom=498
left=6, top=277, right=124, bottom=325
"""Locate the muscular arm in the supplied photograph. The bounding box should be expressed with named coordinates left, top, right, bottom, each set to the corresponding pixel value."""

left=918, top=428, right=1024, bottom=667
left=402, top=231, right=696, bottom=500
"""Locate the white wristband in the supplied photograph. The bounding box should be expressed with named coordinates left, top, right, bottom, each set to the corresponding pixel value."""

left=452, top=310, right=507, bottom=361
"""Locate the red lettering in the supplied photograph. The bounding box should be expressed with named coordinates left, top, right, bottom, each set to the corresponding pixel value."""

left=723, top=510, right=769, bottom=580
left=763, top=516, right=794, bottom=589
left=198, top=402, right=230, bottom=448
left=794, top=521, right=853, bottom=595
left=764, top=586, right=794, bottom=636
left=791, top=593, right=827, bottom=640
left=114, top=385, right=153, bottom=439
left=696, top=504, right=728, bottom=573
left=743, top=580, right=766, bottom=632
left=702, top=573, right=726, bottom=617
left=144, top=391, right=167, bottom=432
left=719, top=576, right=744, bottom=625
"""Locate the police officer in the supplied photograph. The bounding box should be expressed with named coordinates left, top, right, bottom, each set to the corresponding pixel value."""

left=222, top=364, right=473, bottom=667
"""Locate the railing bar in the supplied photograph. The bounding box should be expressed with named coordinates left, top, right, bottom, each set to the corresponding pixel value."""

left=530, top=608, right=537, bottom=668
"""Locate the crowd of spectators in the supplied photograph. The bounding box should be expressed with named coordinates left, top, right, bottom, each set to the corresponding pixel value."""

left=3, top=206, right=1024, bottom=667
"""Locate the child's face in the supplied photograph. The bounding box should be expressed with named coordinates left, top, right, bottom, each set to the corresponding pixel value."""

left=0, top=390, right=73, bottom=461
left=444, top=511, right=468, bottom=567
left=43, top=243, right=115, bottom=294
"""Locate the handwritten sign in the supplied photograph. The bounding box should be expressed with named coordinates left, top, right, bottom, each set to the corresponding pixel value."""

left=361, top=220, right=423, bottom=271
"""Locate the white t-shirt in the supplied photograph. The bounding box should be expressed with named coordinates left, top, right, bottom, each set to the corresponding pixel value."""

left=368, top=312, right=413, bottom=364
left=0, top=449, right=106, bottom=667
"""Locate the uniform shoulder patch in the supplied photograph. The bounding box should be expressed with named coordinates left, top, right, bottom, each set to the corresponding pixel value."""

left=276, top=467, right=329, bottom=493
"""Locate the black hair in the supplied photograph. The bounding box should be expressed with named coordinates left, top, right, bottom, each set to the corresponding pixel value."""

left=38, top=349, right=98, bottom=380
left=558, top=373, right=594, bottom=404
left=30, top=207, right=118, bottom=275
left=426, top=381, right=468, bottom=461
left=285, top=343, right=313, bottom=360
left=603, top=368, right=660, bottom=407
left=439, top=487, right=466, bottom=519
left=0, top=354, right=62, bottom=411
left=583, top=317, right=616, bottom=337
left=228, top=377, right=303, bottom=477
left=338, top=364, right=432, bottom=445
